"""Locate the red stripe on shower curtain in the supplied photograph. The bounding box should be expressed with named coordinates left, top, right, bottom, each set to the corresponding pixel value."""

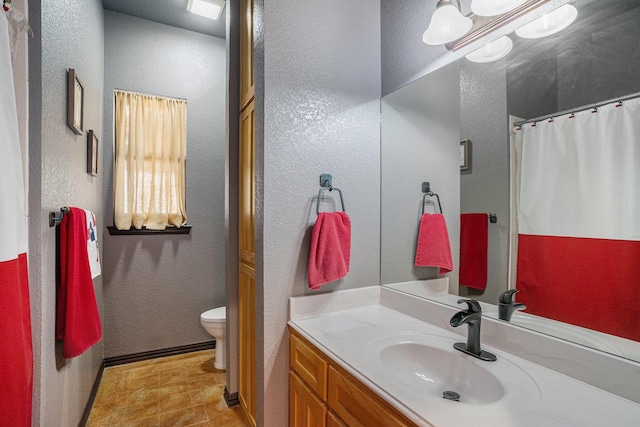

left=516, top=234, right=640, bottom=342
left=0, top=254, right=33, bottom=426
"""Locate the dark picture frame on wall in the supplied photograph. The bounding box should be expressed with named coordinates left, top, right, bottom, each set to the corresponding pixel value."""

left=87, top=130, right=98, bottom=176
left=460, top=139, right=471, bottom=171
left=67, top=69, right=84, bottom=135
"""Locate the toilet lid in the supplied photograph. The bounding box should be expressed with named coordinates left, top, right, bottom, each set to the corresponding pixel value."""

left=201, top=306, right=226, bottom=322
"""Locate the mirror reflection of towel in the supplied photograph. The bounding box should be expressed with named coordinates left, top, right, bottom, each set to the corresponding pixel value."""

left=459, top=213, right=488, bottom=290
left=414, top=213, right=453, bottom=273
left=308, top=212, right=351, bottom=290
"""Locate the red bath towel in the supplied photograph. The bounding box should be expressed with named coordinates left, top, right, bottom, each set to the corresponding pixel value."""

left=459, top=213, right=488, bottom=290
left=57, top=207, right=102, bottom=358
left=308, top=212, right=351, bottom=290
left=414, top=213, right=453, bottom=273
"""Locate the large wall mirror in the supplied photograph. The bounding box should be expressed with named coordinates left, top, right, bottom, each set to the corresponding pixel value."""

left=381, top=0, right=640, bottom=363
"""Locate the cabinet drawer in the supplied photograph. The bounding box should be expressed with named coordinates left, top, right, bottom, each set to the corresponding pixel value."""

left=328, top=365, right=418, bottom=427
left=290, top=332, right=329, bottom=400
left=290, top=371, right=327, bottom=427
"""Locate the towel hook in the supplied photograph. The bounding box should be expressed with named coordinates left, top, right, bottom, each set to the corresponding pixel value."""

left=421, top=182, right=443, bottom=215
left=49, top=207, right=69, bottom=227
left=317, top=174, right=346, bottom=214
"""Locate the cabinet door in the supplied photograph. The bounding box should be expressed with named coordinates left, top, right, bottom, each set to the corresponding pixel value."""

left=238, top=99, right=256, bottom=426
left=238, top=263, right=256, bottom=425
left=328, top=366, right=417, bottom=427
left=290, top=372, right=327, bottom=427
left=290, top=332, right=328, bottom=400
left=239, top=101, right=255, bottom=265
left=327, top=412, right=347, bottom=427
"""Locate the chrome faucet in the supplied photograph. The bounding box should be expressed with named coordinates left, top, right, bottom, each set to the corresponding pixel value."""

left=450, top=299, right=496, bottom=362
left=498, top=289, right=526, bottom=322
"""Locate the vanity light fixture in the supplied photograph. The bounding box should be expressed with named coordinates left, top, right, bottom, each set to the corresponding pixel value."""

left=187, top=0, right=225, bottom=20
left=515, top=4, right=577, bottom=39
left=471, top=0, right=527, bottom=17
left=465, top=35, right=513, bottom=62
left=423, top=0, right=473, bottom=45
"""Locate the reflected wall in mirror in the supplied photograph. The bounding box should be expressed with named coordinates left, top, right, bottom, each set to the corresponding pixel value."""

left=381, top=62, right=461, bottom=293
left=381, top=0, right=640, bottom=363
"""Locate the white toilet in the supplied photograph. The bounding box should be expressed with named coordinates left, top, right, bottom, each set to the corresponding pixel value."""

left=200, top=306, right=226, bottom=370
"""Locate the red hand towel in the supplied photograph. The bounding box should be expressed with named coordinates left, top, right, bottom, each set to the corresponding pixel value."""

left=57, top=207, right=102, bottom=358
left=414, top=213, right=453, bottom=273
left=308, top=212, right=351, bottom=290
left=459, top=213, right=488, bottom=290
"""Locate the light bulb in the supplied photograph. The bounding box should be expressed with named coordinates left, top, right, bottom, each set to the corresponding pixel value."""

left=465, top=36, right=513, bottom=63
left=187, top=0, right=225, bottom=20
left=515, top=4, right=578, bottom=39
left=423, top=4, right=473, bottom=45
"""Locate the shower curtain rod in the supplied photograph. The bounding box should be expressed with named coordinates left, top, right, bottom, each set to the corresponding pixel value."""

left=114, top=88, right=187, bottom=102
left=514, top=90, right=640, bottom=127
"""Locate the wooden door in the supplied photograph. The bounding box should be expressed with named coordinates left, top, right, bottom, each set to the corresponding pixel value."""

left=238, top=100, right=255, bottom=425
left=238, top=0, right=256, bottom=417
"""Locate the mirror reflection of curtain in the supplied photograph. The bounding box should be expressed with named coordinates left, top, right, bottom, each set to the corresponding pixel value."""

left=114, top=90, right=187, bottom=230
left=514, top=97, right=640, bottom=342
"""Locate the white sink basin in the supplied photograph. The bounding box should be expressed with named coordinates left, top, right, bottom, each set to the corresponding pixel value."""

left=370, top=333, right=541, bottom=406
left=379, top=340, right=504, bottom=403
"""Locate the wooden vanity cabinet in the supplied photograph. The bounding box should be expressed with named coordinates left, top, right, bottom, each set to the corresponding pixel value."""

left=290, top=370, right=327, bottom=427
left=289, top=328, right=419, bottom=427
left=290, top=330, right=329, bottom=426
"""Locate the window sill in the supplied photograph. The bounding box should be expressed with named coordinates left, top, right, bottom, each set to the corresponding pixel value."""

left=107, top=225, right=192, bottom=235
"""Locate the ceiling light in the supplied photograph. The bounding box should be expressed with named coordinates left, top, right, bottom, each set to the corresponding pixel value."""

left=471, top=0, right=527, bottom=17
left=423, top=0, right=473, bottom=45
left=515, top=4, right=578, bottom=39
left=465, top=35, right=513, bottom=62
left=187, top=0, right=225, bottom=20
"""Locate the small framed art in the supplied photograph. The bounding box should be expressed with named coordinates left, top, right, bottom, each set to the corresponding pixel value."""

left=67, top=69, right=84, bottom=135
left=87, top=130, right=98, bottom=176
left=460, top=139, right=471, bottom=171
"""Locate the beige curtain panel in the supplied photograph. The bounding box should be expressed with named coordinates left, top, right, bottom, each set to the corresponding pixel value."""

left=114, top=90, right=187, bottom=230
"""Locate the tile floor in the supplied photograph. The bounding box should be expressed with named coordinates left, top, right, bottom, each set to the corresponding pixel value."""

left=87, top=350, right=247, bottom=427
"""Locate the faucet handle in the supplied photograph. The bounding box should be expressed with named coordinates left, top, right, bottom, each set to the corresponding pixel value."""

left=456, top=298, right=482, bottom=314
left=498, top=289, right=520, bottom=304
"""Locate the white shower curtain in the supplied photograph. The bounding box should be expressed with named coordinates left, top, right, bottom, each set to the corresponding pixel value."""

left=0, top=8, right=32, bottom=427
left=514, top=96, right=640, bottom=341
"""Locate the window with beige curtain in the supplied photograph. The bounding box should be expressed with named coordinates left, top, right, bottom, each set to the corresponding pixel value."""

left=114, top=90, right=187, bottom=230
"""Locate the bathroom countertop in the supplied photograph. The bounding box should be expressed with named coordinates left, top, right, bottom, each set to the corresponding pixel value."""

left=288, top=292, right=640, bottom=426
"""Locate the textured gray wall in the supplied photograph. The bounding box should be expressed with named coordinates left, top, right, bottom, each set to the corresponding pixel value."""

left=102, top=11, right=227, bottom=358
left=254, top=0, right=381, bottom=424
left=381, top=61, right=461, bottom=293
left=459, top=60, right=510, bottom=304
left=28, top=0, right=104, bottom=425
